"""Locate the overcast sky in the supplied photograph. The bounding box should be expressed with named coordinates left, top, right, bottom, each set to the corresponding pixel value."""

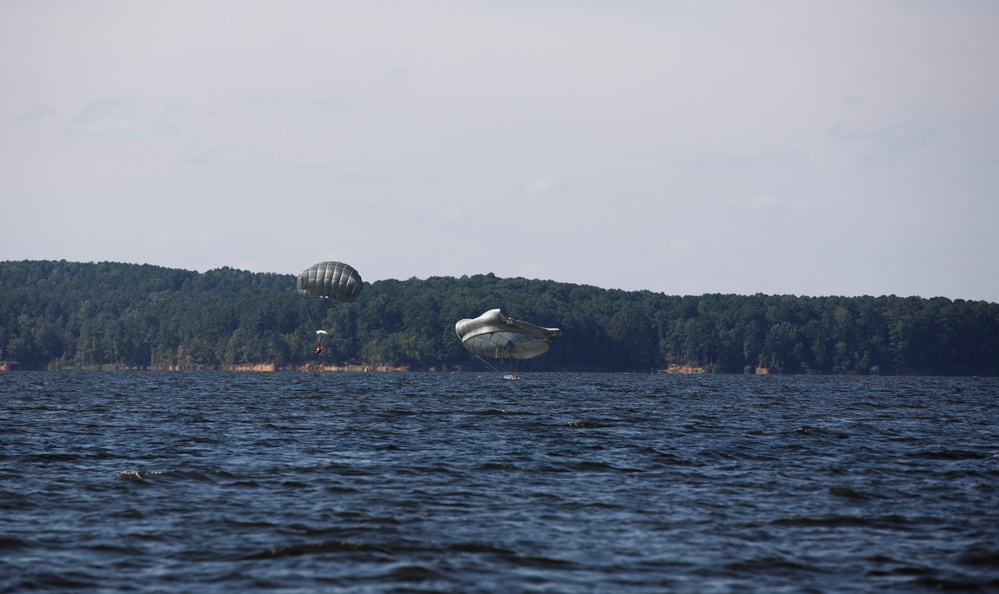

left=3, top=1, right=998, bottom=301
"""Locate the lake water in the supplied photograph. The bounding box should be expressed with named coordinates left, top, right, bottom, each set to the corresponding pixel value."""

left=1, top=372, right=998, bottom=593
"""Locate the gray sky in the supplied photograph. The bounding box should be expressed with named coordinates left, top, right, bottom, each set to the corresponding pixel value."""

left=3, top=1, right=998, bottom=301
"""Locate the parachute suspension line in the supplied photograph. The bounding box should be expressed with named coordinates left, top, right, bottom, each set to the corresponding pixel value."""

left=472, top=354, right=539, bottom=377
left=473, top=355, right=506, bottom=377
left=303, top=297, right=326, bottom=341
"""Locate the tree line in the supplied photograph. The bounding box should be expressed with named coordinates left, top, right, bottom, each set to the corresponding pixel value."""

left=1, top=260, right=997, bottom=375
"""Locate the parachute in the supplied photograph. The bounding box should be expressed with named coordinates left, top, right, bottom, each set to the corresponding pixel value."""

left=297, top=261, right=363, bottom=302
left=297, top=261, right=363, bottom=357
left=455, top=309, right=560, bottom=375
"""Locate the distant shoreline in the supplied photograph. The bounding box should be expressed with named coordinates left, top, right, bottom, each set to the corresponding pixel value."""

left=0, top=362, right=414, bottom=373
left=0, top=361, right=988, bottom=377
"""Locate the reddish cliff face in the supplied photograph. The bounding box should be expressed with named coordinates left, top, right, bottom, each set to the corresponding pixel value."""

left=665, top=365, right=705, bottom=374
left=224, top=364, right=278, bottom=372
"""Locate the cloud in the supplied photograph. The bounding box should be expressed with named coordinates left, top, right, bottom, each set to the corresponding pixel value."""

left=63, top=98, right=179, bottom=138
left=522, top=175, right=564, bottom=195
left=826, top=121, right=937, bottom=153
left=713, top=191, right=808, bottom=214
left=676, top=150, right=810, bottom=170
left=278, top=159, right=337, bottom=172
left=974, top=156, right=999, bottom=171
left=436, top=207, right=461, bottom=221
left=842, top=95, right=865, bottom=106
left=748, top=192, right=781, bottom=209
left=715, top=191, right=782, bottom=210
left=245, top=95, right=353, bottom=117
left=156, top=231, right=218, bottom=244
left=856, top=155, right=894, bottom=170
left=179, top=145, right=272, bottom=165
left=309, top=97, right=350, bottom=110
left=17, top=104, right=58, bottom=123
left=161, top=103, right=186, bottom=120
left=246, top=95, right=282, bottom=111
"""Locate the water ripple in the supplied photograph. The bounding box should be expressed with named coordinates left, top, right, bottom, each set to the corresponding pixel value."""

left=1, top=372, right=997, bottom=592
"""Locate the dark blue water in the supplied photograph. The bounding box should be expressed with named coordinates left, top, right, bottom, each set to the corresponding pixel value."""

left=1, top=372, right=997, bottom=593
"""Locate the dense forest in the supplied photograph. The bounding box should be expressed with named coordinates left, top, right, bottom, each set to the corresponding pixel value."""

left=1, top=260, right=998, bottom=375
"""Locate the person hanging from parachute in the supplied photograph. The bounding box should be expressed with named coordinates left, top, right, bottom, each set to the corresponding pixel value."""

left=297, top=261, right=363, bottom=362
left=314, top=330, right=329, bottom=358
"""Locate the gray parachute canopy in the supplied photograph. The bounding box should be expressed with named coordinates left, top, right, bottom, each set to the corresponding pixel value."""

left=455, top=309, right=561, bottom=360
left=296, top=261, right=363, bottom=302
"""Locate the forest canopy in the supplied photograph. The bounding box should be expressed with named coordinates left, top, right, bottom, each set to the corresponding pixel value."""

left=1, top=260, right=997, bottom=375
